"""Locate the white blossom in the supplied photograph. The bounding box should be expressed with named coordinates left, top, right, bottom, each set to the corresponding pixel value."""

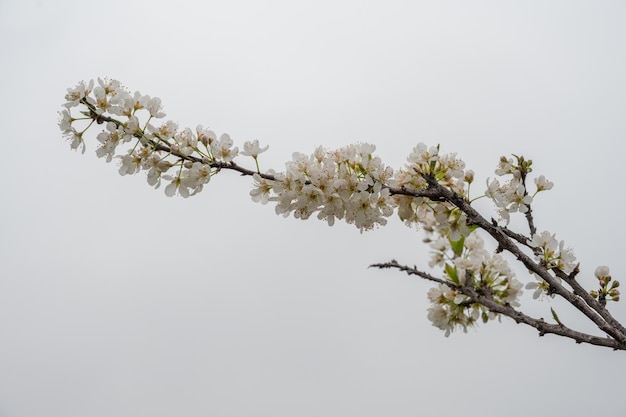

left=211, top=133, right=239, bottom=162
left=241, top=140, right=269, bottom=158
left=64, top=79, right=94, bottom=108
left=530, top=230, right=578, bottom=274
left=595, top=266, right=611, bottom=279
left=163, top=175, right=190, bottom=198
left=525, top=276, right=551, bottom=300
left=118, top=152, right=142, bottom=176
left=95, top=121, right=132, bottom=162
left=58, top=109, right=73, bottom=133
left=147, top=96, right=165, bottom=118
left=534, top=175, right=553, bottom=192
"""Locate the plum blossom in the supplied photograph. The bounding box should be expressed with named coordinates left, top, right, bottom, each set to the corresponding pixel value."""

left=529, top=231, right=578, bottom=274
left=97, top=77, right=122, bottom=95
left=534, top=175, right=553, bottom=192
left=58, top=109, right=73, bottom=133
left=425, top=229, right=523, bottom=333
left=146, top=96, right=165, bottom=118
left=118, top=152, right=142, bottom=176
left=149, top=120, right=179, bottom=139
left=485, top=177, right=533, bottom=223
left=163, top=174, right=189, bottom=198
left=93, top=86, right=111, bottom=114
left=595, top=266, right=611, bottom=280
left=196, top=125, right=217, bottom=148
left=525, top=275, right=552, bottom=300
left=250, top=173, right=274, bottom=204
left=241, top=140, right=269, bottom=158
left=211, top=133, right=239, bottom=162
left=250, top=143, right=395, bottom=231
left=95, top=121, right=132, bottom=162
left=174, top=128, right=198, bottom=156
left=407, top=143, right=439, bottom=168
left=183, top=162, right=212, bottom=195
left=426, top=283, right=495, bottom=337
left=68, top=128, right=85, bottom=154
left=109, top=91, right=153, bottom=117
left=495, top=156, right=515, bottom=176
left=64, top=79, right=94, bottom=108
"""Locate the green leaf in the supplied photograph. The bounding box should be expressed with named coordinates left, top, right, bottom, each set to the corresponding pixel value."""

left=449, top=236, right=465, bottom=257
left=550, top=307, right=562, bottom=325
left=481, top=310, right=489, bottom=323
left=445, top=263, right=459, bottom=284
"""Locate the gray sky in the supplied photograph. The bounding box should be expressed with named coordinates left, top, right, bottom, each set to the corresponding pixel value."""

left=1, top=1, right=625, bottom=416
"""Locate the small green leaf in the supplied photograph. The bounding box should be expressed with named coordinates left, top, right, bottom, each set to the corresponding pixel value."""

left=449, top=236, right=465, bottom=257
left=481, top=310, right=489, bottom=323
left=445, top=263, right=459, bottom=284
left=550, top=307, right=562, bottom=325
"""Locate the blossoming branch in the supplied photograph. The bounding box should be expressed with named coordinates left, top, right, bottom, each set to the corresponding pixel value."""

left=59, top=78, right=625, bottom=351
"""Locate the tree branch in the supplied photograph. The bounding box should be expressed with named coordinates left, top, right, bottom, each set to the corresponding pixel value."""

left=387, top=176, right=626, bottom=345
left=64, top=85, right=625, bottom=351
left=371, top=260, right=626, bottom=350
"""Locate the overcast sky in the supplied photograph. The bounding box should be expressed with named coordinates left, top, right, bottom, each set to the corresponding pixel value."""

left=1, top=1, right=626, bottom=416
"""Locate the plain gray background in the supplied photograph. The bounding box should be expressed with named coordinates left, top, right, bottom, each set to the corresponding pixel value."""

left=1, top=0, right=625, bottom=416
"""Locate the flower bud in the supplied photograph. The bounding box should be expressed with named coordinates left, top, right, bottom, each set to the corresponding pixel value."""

left=594, top=266, right=610, bottom=279
left=199, top=133, right=210, bottom=146
left=157, top=160, right=172, bottom=172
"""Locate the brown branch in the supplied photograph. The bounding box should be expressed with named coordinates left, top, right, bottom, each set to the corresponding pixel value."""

left=553, top=268, right=626, bottom=336
left=493, top=221, right=533, bottom=249
left=466, top=286, right=625, bottom=350
left=520, top=171, right=537, bottom=237
left=388, top=177, right=626, bottom=344
left=369, top=260, right=449, bottom=286
left=524, top=204, right=537, bottom=237
left=82, top=100, right=626, bottom=347
left=371, top=260, right=626, bottom=350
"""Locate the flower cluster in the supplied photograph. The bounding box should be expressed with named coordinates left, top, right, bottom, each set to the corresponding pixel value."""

left=426, top=233, right=523, bottom=335
left=59, top=78, right=266, bottom=198
left=590, top=266, right=620, bottom=304
left=250, top=143, right=395, bottom=231
left=485, top=155, right=553, bottom=224
left=522, top=230, right=578, bottom=300
left=529, top=230, right=578, bottom=274
left=394, top=143, right=468, bottom=195
left=393, top=143, right=474, bottom=241
left=427, top=284, right=486, bottom=336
